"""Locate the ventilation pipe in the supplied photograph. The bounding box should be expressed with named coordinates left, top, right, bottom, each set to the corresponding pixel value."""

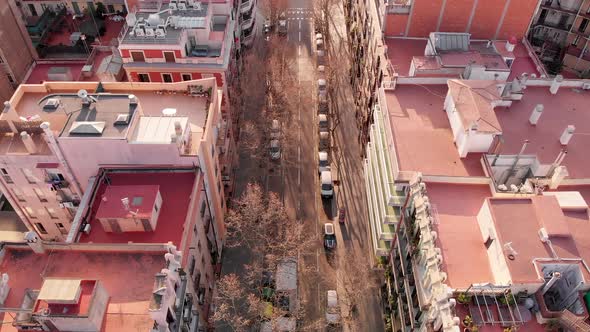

left=3, top=101, right=11, bottom=113
left=174, top=121, right=183, bottom=137
left=550, top=75, right=563, bottom=94
left=541, top=272, right=561, bottom=295
left=547, top=149, right=567, bottom=177
left=560, top=125, right=575, bottom=145
left=529, top=104, right=544, bottom=125
left=550, top=165, right=569, bottom=190
left=0, top=273, right=9, bottom=305
left=128, top=94, right=137, bottom=105
left=506, top=36, right=517, bottom=52
left=20, top=131, right=37, bottom=154
left=504, top=140, right=529, bottom=184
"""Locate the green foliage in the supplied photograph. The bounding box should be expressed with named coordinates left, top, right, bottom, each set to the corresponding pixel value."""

left=457, top=292, right=472, bottom=304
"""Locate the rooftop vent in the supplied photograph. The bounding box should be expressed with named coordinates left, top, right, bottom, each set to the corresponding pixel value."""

left=44, top=98, right=60, bottom=109
left=69, top=121, right=106, bottom=135
left=114, top=114, right=130, bottom=125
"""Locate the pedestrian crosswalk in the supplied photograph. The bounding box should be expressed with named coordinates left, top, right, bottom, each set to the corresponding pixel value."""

left=284, top=7, right=314, bottom=21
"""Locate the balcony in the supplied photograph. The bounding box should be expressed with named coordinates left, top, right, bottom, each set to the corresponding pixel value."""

left=386, top=0, right=412, bottom=14
left=241, top=16, right=254, bottom=30
left=535, top=20, right=572, bottom=32
left=240, top=0, right=255, bottom=15
left=540, top=3, right=580, bottom=16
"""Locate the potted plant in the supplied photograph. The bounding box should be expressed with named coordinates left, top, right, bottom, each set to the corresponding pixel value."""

left=457, top=292, right=472, bottom=304
left=545, top=319, right=560, bottom=331
left=462, top=315, right=473, bottom=327
left=498, top=293, right=516, bottom=306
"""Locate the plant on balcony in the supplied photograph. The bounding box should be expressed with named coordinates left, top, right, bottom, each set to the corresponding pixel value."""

left=544, top=319, right=560, bottom=331
left=503, top=326, right=518, bottom=332
left=457, top=292, right=472, bottom=304
left=498, top=293, right=516, bottom=306
left=388, top=293, right=398, bottom=309
left=462, top=315, right=473, bottom=327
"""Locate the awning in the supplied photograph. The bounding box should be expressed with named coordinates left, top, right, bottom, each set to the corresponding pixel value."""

left=36, top=163, right=60, bottom=169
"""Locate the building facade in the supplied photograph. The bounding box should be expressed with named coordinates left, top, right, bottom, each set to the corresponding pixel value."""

left=0, top=0, right=37, bottom=104
left=383, top=0, right=540, bottom=40
left=527, top=0, right=590, bottom=76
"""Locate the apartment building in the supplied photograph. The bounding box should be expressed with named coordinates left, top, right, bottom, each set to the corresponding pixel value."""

left=0, top=241, right=204, bottom=331
left=527, top=0, right=590, bottom=76
left=366, top=73, right=590, bottom=331
left=238, top=0, right=257, bottom=47
left=382, top=0, right=539, bottom=40
left=344, top=0, right=392, bottom=151
left=0, top=0, right=37, bottom=104
left=0, top=78, right=228, bottom=247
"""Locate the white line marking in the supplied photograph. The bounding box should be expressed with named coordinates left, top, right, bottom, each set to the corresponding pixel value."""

left=299, top=20, right=302, bottom=30
left=298, top=30, right=301, bottom=42
left=298, top=44, right=301, bottom=56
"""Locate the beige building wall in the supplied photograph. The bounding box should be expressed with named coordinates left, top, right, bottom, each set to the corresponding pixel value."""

left=0, top=0, right=37, bottom=103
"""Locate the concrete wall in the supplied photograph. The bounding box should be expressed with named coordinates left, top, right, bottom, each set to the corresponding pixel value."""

left=477, top=200, right=512, bottom=284
left=385, top=0, right=539, bottom=39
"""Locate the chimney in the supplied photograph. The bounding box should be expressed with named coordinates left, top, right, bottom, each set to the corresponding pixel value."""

left=550, top=165, right=568, bottom=189
left=560, top=125, right=575, bottom=145
left=24, top=231, right=45, bottom=254
left=128, top=94, right=137, bottom=105
left=542, top=272, right=561, bottom=295
left=506, top=36, right=517, bottom=52
left=529, top=104, right=544, bottom=125
left=550, top=75, right=563, bottom=94
left=20, top=131, right=37, bottom=154
left=121, top=197, right=130, bottom=210
left=174, top=121, right=183, bottom=137
left=3, top=101, right=11, bottom=113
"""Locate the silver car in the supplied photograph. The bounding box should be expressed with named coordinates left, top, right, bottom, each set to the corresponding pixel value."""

left=270, top=139, right=281, bottom=160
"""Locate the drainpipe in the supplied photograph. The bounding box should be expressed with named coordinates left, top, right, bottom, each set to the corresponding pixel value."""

left=541, top=272, right=561, bottom=295
left=503, top=140, right=529, bottom=184
left=556, top=281, right=584, bottom=309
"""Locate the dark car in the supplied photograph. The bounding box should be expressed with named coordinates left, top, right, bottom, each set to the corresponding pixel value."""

left=323, top=223, right=336, bottom=250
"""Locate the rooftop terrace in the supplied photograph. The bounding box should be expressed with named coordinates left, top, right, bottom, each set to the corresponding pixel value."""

left=79, top=170, right=195, bottom=245
left=383, top=82, right=590, bottom=178
left=0, top=248, right=165, bottom=332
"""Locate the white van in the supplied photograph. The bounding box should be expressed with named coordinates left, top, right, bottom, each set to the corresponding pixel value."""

left=326, top=290, right=341, bottom=326
left=320, top=171, right=334, bottom=199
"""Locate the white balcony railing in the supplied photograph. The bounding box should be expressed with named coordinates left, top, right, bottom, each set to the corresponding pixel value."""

left=240, top=0, right=254, bottom=14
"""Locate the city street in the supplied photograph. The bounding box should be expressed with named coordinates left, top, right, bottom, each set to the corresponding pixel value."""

left=221, top=0, right=383, bottom=330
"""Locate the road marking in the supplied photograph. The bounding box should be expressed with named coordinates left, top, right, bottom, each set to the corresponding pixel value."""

left=298, top=44, right=301, bottom=56
left=298, top=30, right=301, bottom=42
left=316, top=249, right=320, bottom=272
left=299, top=20, right=302, bottom=30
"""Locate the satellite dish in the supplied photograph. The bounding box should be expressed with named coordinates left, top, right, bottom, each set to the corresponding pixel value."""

left=77, top=89, right=88, bottom=99
left=162, top=108, right=177, bottom=116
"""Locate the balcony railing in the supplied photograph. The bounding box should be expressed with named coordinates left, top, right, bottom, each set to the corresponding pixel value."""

left=540, top=3, right=580, bottom=15
left=240, top=0, right=254, bottom=14
left=535, top=20, right=572, bottom=32
left=386, top=0, right=412, bottom=14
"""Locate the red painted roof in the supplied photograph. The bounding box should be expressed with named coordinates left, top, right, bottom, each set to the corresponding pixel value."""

left=95, top=185, right=160, bottom=220
left=0, top=249, right=166, bottom=332
left=80, top=171, right=195, bottom=245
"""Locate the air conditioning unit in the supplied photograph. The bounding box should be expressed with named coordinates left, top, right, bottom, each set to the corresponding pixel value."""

left=155, top=28, right=166, bottom=38
left=169, top=3, right=177, bottom=10
left=44, top=98, right=60, bottom=109
left=62, top=202, right=74, bottom=208
left=135, top=28, right=145, bottom=37
left=83, top=224, right=91, bottom=234
left=178, top=3, right=187, bottom=10
left=145, top=28, right=155, bottom=37
left=582, top=82, right=590, bottom=90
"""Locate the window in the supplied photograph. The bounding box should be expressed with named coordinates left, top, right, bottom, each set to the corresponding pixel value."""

left=45, top=207, right=58, bottom=219
left=33, top=188, right=47, bottom=202
left=162, top=73, right=173, bottom=83
left=1, top=168, right=13, bottom=184
left=572, top=35, right=581, bottom=47
left=131, top=51, right=145, bottom=62
left=55, top=222, right=67, bottom=234
left=580, top=18, right=589, bottom=33
left=35, top=222, right=47, bottom=234
left=138, top=73, right=150, bottom=82
left=154, top=204, right=158, bottom=213
left=182, top=73, right=192, bottom=81
left=200, top=201, right=206, bottom=218
left=25, top=207, right=37, bottom=219
left=194, top=224, right=198, bottom=235
left=217, top=181, right=221, bottom=195
left=189, top=257, right=196, bottom=276
left=22, top=169, right=38, bottom=184
left=12, top=188, right=25, bottom=202
left=164, top=51, right=176, bottom=63
left=211, top=144, right=215, bottom=158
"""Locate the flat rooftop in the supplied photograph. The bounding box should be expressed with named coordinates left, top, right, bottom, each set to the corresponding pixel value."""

left=493, top=86, right=590, bottom=179
left=79, top=170, right=195, bottom=244
left=426, top=182, right=494, bottom=289
left=384, top=85, right=485, bottom=176
left=0, top=248, right=165, bottom=332
left=384, top=38, right=539, bottom=79
left=384, top=83, right=590, bottom=177
left=0, top=211, right=28, bottom=243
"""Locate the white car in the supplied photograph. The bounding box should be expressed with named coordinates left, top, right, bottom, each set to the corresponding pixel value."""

left=318, top=151, right=330, bottom=174
left=270, top=119, right=280, bottom=139
left=326, top=290, right=340, bottom=325
left=270, top=139, right=281, bottom=160
left=320, top=171, right=333, bottom=199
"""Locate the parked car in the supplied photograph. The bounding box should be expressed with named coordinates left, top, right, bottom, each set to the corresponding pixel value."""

left=326, top=290, right=341, bottom=325
left=319, top=130, right=330, bottom=150
left=320, top=171, right=334, bottom=199
left=278, top=12, right=288, bottom=35
left=319, top=151, right=330, bottom=174
left=318, top=79, right=327, bottom=98
left=270, top=139, right=281, bottom=160
left=318, top=114, right=329, bottom=130
left=270, top=119, right=280, bottom=139
left=323, top=223, right=336, bottom=250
